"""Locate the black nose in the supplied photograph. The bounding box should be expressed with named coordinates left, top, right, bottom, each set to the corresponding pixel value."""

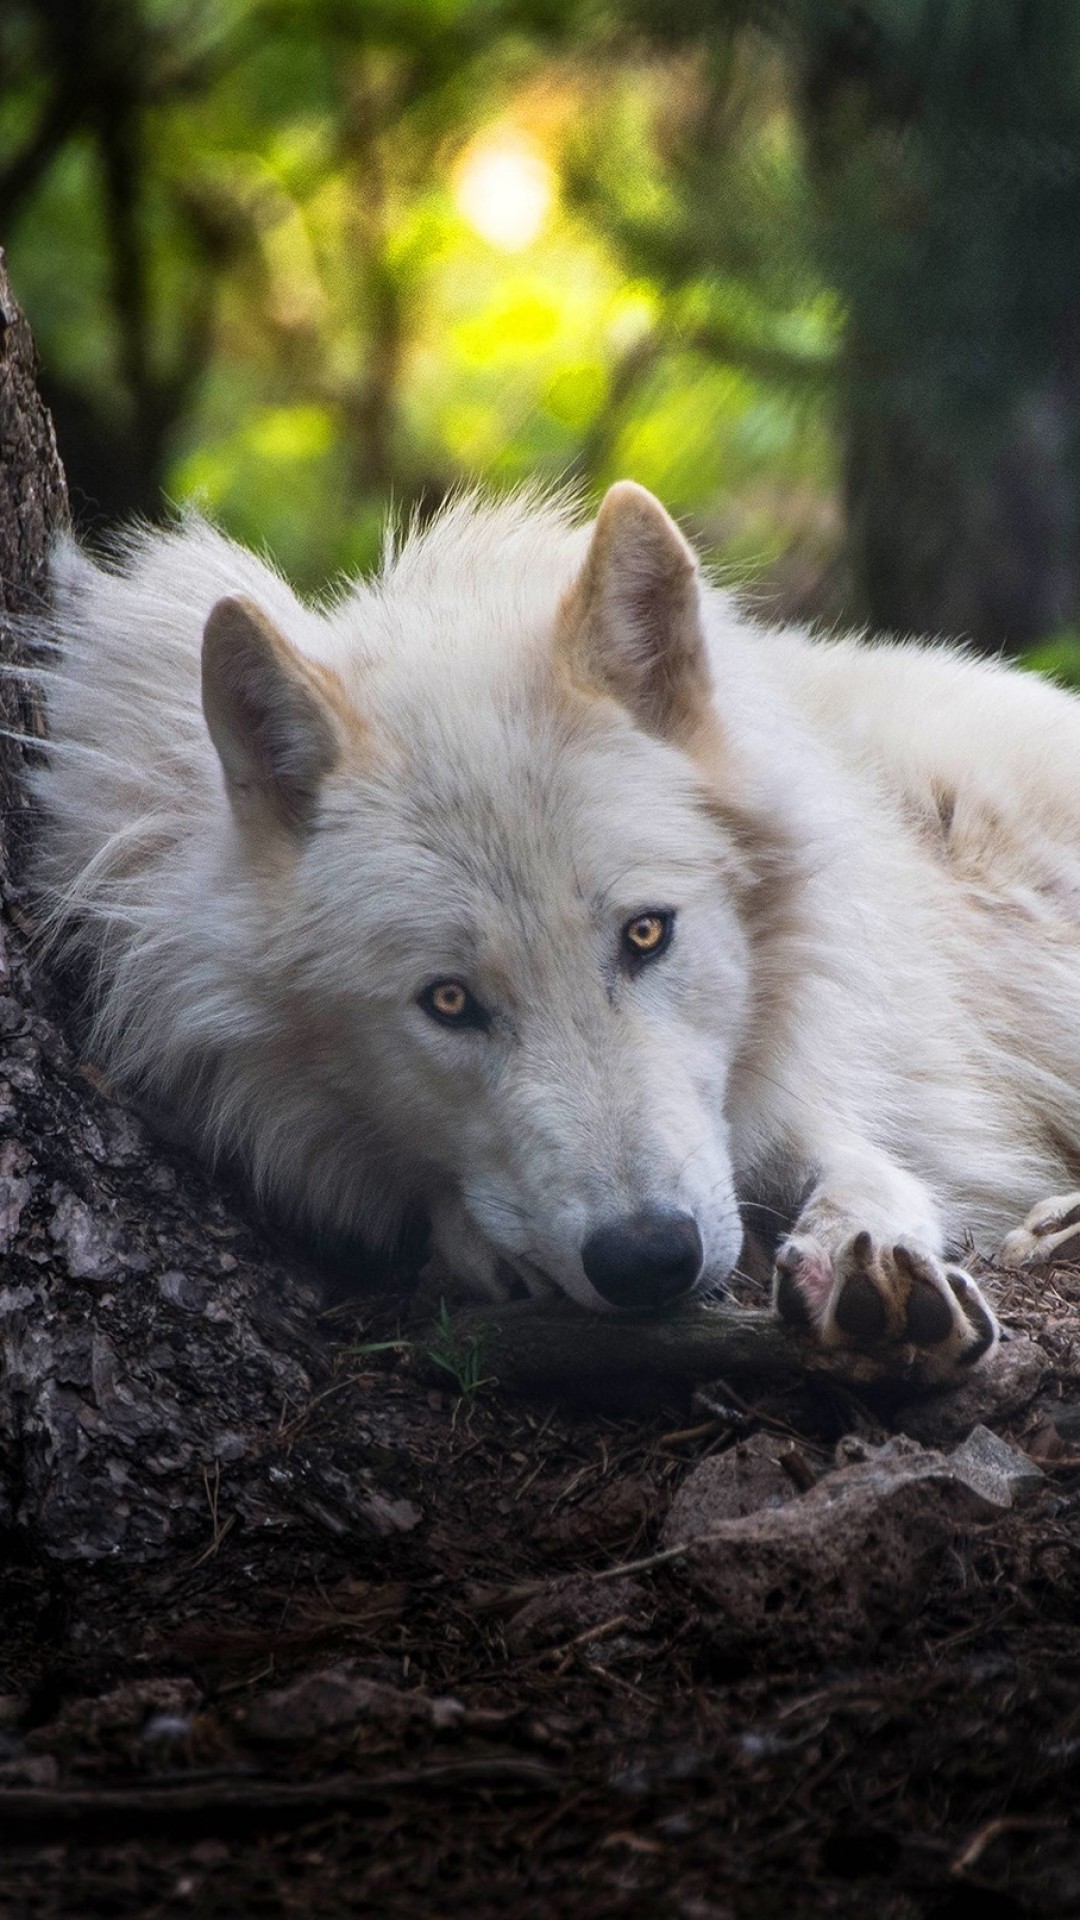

left=581, top=1209, right=704, bottom=1310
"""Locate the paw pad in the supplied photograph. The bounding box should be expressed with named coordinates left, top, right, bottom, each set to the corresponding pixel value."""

left=772, top=1228, right=999, bottom=1381
left=834, top=1270, right=887, bottom=1344
left=903, top=1274, right=955, bottom=1345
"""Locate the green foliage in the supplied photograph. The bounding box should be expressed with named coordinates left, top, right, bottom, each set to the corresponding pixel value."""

left=0, top=0, right=840, bottom=598
left=613, top=0, right=1080, bottom=647
left=345, top=1304, right=493, bottom=1398
left=1022, top=633, right=1080, bottom=693
left=4, top=0, right=1080, bottom=650
left=422, top=1301, right=494, bottom=1398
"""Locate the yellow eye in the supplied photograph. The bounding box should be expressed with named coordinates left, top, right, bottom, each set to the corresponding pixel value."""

left=622, top=910, right=674, bottom=963
left=419, top=978, right=488, bottom=1030
left=432, top=981, right=467, bottom=1019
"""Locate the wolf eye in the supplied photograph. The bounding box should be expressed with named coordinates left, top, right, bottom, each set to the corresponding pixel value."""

left=621, top=910, right=674, bottom=965
left=419, top=978, right=488, bottom=1030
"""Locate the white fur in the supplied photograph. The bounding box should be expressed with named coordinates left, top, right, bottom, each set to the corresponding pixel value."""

left=28, top=489, right=1080, bottom=1369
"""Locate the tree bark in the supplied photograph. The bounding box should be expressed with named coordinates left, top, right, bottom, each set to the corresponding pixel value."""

left=842, top=378, right=1080, bottom=651
left=794, top=2, right=1080, bottom=652
left=0, top=250, right=341, bottom=1564
left=0, top=247, right=67, bottom=848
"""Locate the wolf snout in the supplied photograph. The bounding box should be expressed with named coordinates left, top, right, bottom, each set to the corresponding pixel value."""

left=581, top=1208, right=704, bottom=1311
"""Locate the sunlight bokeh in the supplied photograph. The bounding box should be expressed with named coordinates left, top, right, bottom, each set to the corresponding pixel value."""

left=3, top=9, right=846, bottom=611
left=453, top=129, right=555, bottom=251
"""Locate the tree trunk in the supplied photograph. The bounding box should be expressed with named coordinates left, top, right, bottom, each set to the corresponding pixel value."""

left=843, top=374, right=1080, bottom=649
left=795, top=0, right=1080, bottom=652
left=0, top=250, right=344, bottom=1565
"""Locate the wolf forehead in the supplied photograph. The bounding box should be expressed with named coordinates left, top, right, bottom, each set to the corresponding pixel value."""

left=311, top=725, right=730, bottom=952
left=311, top=488, right=595, bottom=683
left=199, top=490, right=746, bottom=930
left=302, top=665, right=737, bottom=972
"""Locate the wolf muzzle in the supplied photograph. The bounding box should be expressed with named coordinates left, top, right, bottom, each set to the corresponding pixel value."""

left=581, top=1208, right=704, bottom=1311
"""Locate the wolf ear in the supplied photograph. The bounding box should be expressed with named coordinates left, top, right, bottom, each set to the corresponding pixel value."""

left=560, top=482, right=711, bottom=743
left=202, top=596, right=344, bottom=835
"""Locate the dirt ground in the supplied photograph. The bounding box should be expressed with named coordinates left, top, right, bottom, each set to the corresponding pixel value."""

left=3, top=1253, right=1080, bottom=1920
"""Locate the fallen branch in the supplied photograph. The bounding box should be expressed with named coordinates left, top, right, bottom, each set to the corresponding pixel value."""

left=0, top=1758, right=562, bottom=1840
left=424, top=1296, right=942, bottom=1400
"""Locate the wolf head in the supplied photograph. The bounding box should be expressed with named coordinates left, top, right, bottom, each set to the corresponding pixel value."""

left=199, top=484, right=795, bottom=1311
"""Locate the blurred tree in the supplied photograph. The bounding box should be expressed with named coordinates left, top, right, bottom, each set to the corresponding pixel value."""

left=18, top=0, right=1074, bottom=655
left=0, top=0, right=580, bottom=543
left=0, top=0, right=847, bottom=594
left=565, top=26, right=840, bottom=610
left=614, top=0, right=1080, bottom=649
left=0, top=0, right=228, bottom=519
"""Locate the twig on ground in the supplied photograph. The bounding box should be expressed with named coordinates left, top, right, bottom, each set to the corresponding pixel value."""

left=425, top=1297, right=952, bottom=1399
left=0, top=1759, right=563, bottom=1839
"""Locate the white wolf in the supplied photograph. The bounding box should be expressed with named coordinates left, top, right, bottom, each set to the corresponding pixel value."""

left=29, top=482, right=1080, bottom=1379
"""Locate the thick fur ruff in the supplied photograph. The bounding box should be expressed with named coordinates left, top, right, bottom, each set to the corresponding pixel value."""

left=28, top=483, right=1080, bottom=1373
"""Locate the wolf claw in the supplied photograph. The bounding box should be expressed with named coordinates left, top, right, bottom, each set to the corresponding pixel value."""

left=773, top=1230, right=998, bottom=1380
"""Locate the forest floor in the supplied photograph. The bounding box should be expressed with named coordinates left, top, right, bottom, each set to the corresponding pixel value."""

left=3, top=1253, right=1080, bottom=1920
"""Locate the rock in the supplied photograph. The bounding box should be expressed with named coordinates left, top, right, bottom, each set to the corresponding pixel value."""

left=892, top=1333, right=1050, bottom=1445
left=244, top=1667, right=464, bottom=1744
left=29, top=1678, right=201, bottom=1756
left=360, top=1490, right=424, bottom=1535
left=667, top=1435, right=1015, bottom=1661
left=140, top=1712, right=196, bottom=1763
left=949, top=1424, right=1045, bottom=1507
left=1044, top=1402, right=1080, bottom=1443
left=662, top=1433, right=804, bottom=1544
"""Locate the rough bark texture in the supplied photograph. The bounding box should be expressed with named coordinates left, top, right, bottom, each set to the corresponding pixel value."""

left=0, top=247, right=66, bottom=844
left=440, top=1295, right=1031, bottom=1406
left=0, top=249, right=347, bottom=1565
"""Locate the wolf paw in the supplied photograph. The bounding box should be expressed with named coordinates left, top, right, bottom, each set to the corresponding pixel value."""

left=773, top=1230, right=998, bottom=1379
left=1000, top=1192, right=1080, bottom=1269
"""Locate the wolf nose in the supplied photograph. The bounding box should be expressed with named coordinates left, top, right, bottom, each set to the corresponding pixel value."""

left=581, top=1209, right=704, bottom=1311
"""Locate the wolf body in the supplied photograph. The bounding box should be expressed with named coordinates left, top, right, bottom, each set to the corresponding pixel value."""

left=31, top=483, right=1080, bottom=1375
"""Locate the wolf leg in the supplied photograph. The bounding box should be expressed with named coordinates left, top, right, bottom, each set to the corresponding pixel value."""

left=1000, top=1193, right=1080, bottom=1268
left=772, top=1146, right=998, bottom=1380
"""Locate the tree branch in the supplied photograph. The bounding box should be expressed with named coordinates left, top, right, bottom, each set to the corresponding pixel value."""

left=427, top=1295, right=958, bottom=1400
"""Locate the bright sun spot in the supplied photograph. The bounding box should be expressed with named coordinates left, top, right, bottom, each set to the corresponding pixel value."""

left=454, top=130, right=555, bottom=251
